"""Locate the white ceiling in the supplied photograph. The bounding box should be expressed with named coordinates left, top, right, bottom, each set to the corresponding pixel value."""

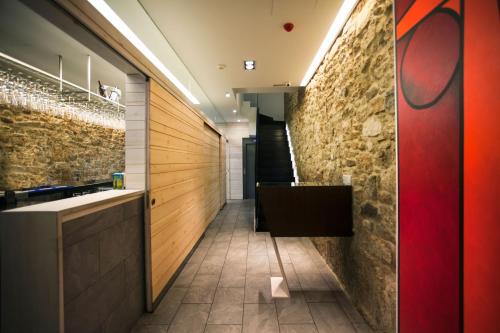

left=138, top=0, right=343, bottom=122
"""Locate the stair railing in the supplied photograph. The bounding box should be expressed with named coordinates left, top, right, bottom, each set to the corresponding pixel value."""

left=285, top=123, right=299, bottom=183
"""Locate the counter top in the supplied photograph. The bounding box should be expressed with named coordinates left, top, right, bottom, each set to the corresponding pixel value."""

left=258, top=182, right=350, bottom=187
left=1, top=189, right=144, bottom=222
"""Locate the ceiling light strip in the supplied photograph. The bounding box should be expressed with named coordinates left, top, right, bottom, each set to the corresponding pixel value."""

left=87, top=0, right=200, bottom=105
left=300, top=0, right=359, bottom=86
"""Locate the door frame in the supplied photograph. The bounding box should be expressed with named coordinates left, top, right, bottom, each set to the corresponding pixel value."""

left=242, top=137, right=256, bottom=199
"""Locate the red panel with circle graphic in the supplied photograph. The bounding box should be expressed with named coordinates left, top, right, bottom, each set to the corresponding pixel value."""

left=396, top=1, right=462, bottom=332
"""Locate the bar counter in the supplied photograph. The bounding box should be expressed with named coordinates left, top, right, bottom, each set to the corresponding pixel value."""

left=1, top=189, right=145, bottom=333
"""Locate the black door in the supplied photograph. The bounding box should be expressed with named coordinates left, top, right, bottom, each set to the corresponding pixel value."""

left=243, top=138, right=256, bottom=199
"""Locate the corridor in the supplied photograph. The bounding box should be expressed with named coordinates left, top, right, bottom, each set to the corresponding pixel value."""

left=133, top=200, right=372, bottom=333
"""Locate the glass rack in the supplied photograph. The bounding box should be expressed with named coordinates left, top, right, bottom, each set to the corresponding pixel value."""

left=0, top=51, right=125, bottom=130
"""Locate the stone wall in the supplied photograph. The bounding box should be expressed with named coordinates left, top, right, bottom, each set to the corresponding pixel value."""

left=0, top=105, right=125, bottom=190
left=284, top=0, right=395, bottom=331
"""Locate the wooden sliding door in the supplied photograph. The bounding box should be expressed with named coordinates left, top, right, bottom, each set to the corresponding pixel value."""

left=148, top=80, right=222, bottom=304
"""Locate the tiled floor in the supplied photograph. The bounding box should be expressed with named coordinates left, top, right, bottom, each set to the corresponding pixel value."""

left=132, top=200, right=373, bottom=333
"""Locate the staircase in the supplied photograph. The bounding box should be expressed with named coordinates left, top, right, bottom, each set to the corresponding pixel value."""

left=255, top=114, right=295, bottom=231
left=257, top=114, right=295, bottom=183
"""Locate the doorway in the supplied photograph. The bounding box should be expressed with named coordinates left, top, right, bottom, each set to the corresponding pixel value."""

left=242, top=137, right=256, bottom=199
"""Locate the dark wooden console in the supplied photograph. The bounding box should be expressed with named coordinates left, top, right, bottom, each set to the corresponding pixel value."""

left=257, top=183, right=353, bottom=237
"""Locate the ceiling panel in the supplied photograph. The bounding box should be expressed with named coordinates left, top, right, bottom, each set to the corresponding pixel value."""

left=138, top=0, right=342, bottom=122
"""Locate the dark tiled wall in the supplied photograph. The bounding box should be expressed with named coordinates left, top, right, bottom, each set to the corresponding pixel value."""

left=62, top=197, right=144, bottom=333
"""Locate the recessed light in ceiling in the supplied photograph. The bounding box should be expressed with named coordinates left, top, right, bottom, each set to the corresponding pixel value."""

left=237, top=119, right=241, bottom=122
left=244, top=60, right=256, bottom=71
left=233, top=109, right=237, bottom=113
left=225, top=92, right=231, bottom=98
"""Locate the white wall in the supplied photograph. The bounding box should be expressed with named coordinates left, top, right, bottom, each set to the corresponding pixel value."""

left=218, top=122, right=250, bottom=199
left=125, top=74, right=147, bottom=190
left=257, top=93, right=284, bottom=121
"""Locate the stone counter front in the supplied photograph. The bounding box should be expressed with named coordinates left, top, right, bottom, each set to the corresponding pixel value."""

left=1, top=190, right=144, bottom=333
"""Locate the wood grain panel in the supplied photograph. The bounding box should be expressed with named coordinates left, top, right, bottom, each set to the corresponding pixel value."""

left=148, top=80, right=222, bottom=302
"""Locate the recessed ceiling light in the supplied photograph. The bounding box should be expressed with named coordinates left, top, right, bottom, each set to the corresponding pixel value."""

left=225, top=92, right=231, bottom=98
left=233, top=109, right=237, bottom=113
left=237, top=119, right=241, bottom=122
left=244, top=60, right=256, bottom=71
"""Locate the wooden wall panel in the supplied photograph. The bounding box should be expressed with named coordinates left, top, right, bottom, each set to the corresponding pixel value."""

left=148, top=80, right=222, bottom=302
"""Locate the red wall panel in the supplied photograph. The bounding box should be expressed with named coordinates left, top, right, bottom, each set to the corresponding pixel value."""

left=396, top=2, right=462, bottom=332
left=464, top=0, right=500, bottom=332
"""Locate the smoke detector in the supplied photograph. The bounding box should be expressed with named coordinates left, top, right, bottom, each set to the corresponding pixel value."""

left=283, top=22, right=294, bottom=32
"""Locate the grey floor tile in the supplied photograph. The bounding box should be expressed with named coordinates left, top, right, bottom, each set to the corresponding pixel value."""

left=309, top=303, right=356, bottom=333
left=352, top=322, right=375, bottom=333
left=335, top=292, right=367, bottom=324
left=247, top=241, right=267, bottom=256
left=319, top=271, right=341, bottom=291
left=184, top=274, right=219, bottom=303
left=205, top=324, right=242, bottom=333
left=215, top=232, right=233, bottom=243
left=208, top=288, right=245, bottom=324
left=167, top=303, right=211, bottom=333
left=302, top=290, right=337, bottom=303
left=132, top=324, right=169, bottom=333
left=244, top=274, right=273, bottom=304
left=268, top=257, right=282, bottom=276
left=279, top=324, right=318, bottom=333
left=208, top=302, right=243, bottom=324
left=242, top=303, right=279, bottom=333
left=275, top=291, right=314, bottom=324
left=207, top=246, right=230, bottom=257
left=174, top=262, right=200, bottom=287
left=222, top=261, right=247, bottom=275
left=198, top=255, right=226, bottom=275
left=289, top=253, right=320, bottom=275
left=189, top=247, right=210, bottom=263
left=284, top=239, right=307, bottom=255
left=140, top=288, right=187, bottom=325
left=183, top=286, right=217, bottom=303
left=232, top=230, right=249, bottom=237
left=191, top=274, right=220, bottom=288
left=282, top=264, right=301, bottom=291
left=199, top=238, right=215, bottom=249
left=213, top=287, right=245, bottom=303
left=297, top=273, right=330, bottom=291
left=248, top=232, right=267, bottom=242
left=246, top=255, right=270, bottom=275
left=219, top=271, right=246, bottom=288
left=226, top=248, right=247, bottom=260
left=275, top=239, right=292, bottom=264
